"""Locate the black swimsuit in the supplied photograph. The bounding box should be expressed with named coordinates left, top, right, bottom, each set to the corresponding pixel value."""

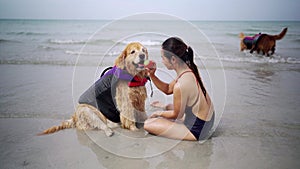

left=184, top=106, right=215, bottom=140
left=177, top=71, right=215, bottom=140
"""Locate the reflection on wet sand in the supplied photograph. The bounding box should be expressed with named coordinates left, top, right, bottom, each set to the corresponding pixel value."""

left=76, top=129, right=213, bottom=169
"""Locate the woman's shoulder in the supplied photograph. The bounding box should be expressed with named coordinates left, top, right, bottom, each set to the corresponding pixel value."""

left=177, top=72, right=195, bottom=83
left=175, top=73, right=197, bottom=90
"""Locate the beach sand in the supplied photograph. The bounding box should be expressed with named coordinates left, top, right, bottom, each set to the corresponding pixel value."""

left=0, top=64, right=299, bottom=169
left=0, top=117, right=298, bottom=169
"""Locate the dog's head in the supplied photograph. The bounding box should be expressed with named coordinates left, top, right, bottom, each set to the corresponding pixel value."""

left=239, top=32, right=248, bottom=51
left=114, top=42, right=148, bottom=76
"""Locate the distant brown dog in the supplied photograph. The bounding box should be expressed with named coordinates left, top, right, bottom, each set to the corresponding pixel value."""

left=239, top=27, right=288, bottom=56
left=38, top=42, right=149, bottom=136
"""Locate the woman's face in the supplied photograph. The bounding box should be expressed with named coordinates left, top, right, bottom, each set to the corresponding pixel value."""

left=161, top=50, right=174, bottom=70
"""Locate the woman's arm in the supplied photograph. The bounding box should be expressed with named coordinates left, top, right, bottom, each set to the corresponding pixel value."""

left=150, top=73, right=175, bottom=95
left=150, top=83, right=186, bottom=120
left=147, top=63, right=175, bottom=95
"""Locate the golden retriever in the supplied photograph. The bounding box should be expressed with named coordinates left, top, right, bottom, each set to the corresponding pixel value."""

left=239, top=27, right=288, bottom=56
left=38, top=42, right=149, bottom=136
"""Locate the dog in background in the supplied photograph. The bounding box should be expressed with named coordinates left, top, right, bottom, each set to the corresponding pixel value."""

left=239, top=27, right=288, bottom=56
left=38, top=42, right=149, bottom=136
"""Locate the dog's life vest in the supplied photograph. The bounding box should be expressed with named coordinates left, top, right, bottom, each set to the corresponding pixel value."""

left=243, top=33, right=262, bottom=49
left=78, top=66, right=148, bottom=123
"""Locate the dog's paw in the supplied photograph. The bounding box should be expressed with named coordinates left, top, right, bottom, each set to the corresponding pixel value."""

left=104, top=128, right=114, bottom=137
left=107, top=120, right=119, bottom=129
left=129, top=125, right=139, bottom=131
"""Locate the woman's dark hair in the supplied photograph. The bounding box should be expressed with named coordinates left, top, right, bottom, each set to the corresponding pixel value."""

left=162, top=37, right=207, bottom=98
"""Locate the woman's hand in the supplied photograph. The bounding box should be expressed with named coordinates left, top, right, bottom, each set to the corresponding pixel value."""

left=146, top=61, right=157, bottom=77
left=149, top=111, right=162, bottom=118
left=151, top=101, right=174, bottom=110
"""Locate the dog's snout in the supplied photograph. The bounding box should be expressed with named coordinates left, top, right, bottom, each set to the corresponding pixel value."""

left=139, top=54, right=145, bottom=60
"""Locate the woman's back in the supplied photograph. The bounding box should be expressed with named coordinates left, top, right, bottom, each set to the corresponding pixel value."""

left=177, top=71, right=213, bottom=121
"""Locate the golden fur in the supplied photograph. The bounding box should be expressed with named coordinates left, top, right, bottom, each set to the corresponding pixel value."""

left=38, top=42, right=149, bottom=136
left=239, top=27, right=288, bottom=56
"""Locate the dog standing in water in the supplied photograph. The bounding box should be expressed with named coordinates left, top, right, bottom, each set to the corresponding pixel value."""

left=38, top=42, right=149, bottom=136
left=239, top=27, right=288, bottom=56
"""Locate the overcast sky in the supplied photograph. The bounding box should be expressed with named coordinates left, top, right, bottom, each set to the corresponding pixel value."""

left=0, top=0, right=299, bottom=21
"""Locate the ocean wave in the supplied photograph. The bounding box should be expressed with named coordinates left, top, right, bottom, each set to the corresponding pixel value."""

left=242, top=28, right=262, bottom=33
left=292, top=39, right=300, bottom=43
left=48, top=38, right=115, bottom=45
left=0, top=59, right=74, bottom=66
left=65, top=50, right=101, bottom=56
left=226, top=32, right=239, bottom=37
left=0, top=39, right=21, bottom=43
left=47, top=38, right=162, bottom=46
left=48, top=39, right=87, bottom=45
left=7, top=31, right=49, bottom=36
left=0, top=58, right=115, bottom=67
left=92, top=39, right=115, bottom=45
left=38, top=45, right=61, bottom=51
left=199, top=54, right=300, bottom=64
left=120, top=40, right=162, bottom=46
left=65, top=50, right=120, bottom=57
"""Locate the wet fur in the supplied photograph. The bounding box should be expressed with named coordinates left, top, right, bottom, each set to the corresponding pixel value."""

left=38, top=42, right=148, bottom=136
left=239, top=27, right=287, bottom=56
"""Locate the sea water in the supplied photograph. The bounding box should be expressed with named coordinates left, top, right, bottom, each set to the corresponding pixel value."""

left=1, top=20, right=299, bottom=65
left=1, top=19, right=299, bottom=116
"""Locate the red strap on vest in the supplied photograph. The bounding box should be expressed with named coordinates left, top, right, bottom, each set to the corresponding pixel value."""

left=128, top=76, right=148, bottom=87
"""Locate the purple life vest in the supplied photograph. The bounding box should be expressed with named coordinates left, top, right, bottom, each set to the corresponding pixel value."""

left=243, top=33, right=262, bottom=49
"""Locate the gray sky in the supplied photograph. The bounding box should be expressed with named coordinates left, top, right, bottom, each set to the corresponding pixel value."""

left=0, top=0, right=299, bottom=21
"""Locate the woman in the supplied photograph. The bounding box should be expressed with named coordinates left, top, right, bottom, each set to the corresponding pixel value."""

left=144, top=37, right=215, bottom=141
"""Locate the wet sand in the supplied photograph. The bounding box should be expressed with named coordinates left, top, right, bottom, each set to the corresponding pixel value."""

left=0, top=117, right=298, bottom=169
left=0, top=64, right=299, bottom=169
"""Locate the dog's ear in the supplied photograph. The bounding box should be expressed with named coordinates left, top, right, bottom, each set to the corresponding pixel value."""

left=145, top=48, right=149, bottom=59
left=114, top=50, right=126, bottom=69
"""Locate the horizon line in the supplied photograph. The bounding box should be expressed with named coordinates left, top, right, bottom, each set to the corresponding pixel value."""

left=0, top=18, right=299, bottom=22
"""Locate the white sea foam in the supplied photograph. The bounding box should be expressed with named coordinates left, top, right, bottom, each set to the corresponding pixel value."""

left=65, top=50, right=99, bottom=56
left=49, top=39, right=87, bottom=44
left=65, top=50, right=120, bottom=57
left=120, top=40, right=162, bottom=46
left=198, top=54, right=300, bottom=64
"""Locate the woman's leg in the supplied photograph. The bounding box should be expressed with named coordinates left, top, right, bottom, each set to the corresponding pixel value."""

left=144, top=118, right=196, bottom=141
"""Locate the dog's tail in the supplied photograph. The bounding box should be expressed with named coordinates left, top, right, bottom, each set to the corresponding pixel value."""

left=37, top=116, right=76, bottom=136
left=273, top=27, right=288, bottom=40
